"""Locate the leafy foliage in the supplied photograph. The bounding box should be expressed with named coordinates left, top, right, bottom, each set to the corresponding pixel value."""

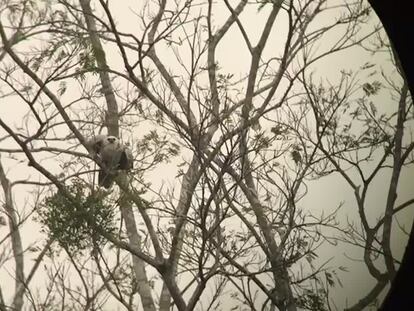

left=296, top=289, right=327, bottom=311
left=38, top=181, right=115, bottom=254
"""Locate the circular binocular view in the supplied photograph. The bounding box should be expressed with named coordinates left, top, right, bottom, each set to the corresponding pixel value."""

left=0, top=1, right=412, bottom=310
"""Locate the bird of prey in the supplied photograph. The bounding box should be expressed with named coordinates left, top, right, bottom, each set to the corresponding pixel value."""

left=86, top=134, right=107, bottom=154
left=86, top=135, right=133, bottom=188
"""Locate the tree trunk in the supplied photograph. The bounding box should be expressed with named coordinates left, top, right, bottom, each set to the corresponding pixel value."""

left=0, top=158, right=24, bottom=311
left=79, top=1, right=156, bottom=310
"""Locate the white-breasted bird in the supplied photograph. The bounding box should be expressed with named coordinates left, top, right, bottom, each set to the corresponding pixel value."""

left=86, top=135, right=133, bottom=188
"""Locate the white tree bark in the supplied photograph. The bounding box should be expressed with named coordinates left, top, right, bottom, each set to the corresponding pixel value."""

left=0, top=158, right=24, bottom=311
left=78, top=1, right=156, bottom=310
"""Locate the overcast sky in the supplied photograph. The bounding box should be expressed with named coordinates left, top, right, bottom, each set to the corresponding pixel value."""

left=1, top=0, right=413, bottom=310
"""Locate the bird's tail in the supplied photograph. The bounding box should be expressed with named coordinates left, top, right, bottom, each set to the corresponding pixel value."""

left=99, top=170, right=114, bottom=189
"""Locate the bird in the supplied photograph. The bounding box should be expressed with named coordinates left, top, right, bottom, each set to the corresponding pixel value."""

left=86, top=135, right=133, bottom=188
left=86, top=134, right=107, bottom=154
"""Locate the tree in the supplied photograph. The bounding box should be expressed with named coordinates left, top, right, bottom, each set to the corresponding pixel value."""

left=368, top=1, right=414, bottom=309
left=0, top=0, right=412, bottom=310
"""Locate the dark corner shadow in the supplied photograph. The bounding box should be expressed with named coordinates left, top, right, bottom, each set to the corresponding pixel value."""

left=368, top=1, right=414, bottom=310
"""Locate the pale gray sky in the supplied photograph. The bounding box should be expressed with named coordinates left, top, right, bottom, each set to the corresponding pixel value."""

left=1, top=0, right=413, bottom=310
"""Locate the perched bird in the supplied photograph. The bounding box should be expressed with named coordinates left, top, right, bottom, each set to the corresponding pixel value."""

left=86, top=135, right=133, bottom=188
left=86, top=134, right=107, bottom=154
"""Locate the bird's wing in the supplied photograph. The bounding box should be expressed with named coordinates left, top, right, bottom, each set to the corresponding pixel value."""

left=86, top=135, right=107, bottom=154
left=119, top=147, right=133, bottom=169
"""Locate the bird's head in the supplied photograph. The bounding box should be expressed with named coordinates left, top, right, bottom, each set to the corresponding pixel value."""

left=107, top=136, right=118, bottom=144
